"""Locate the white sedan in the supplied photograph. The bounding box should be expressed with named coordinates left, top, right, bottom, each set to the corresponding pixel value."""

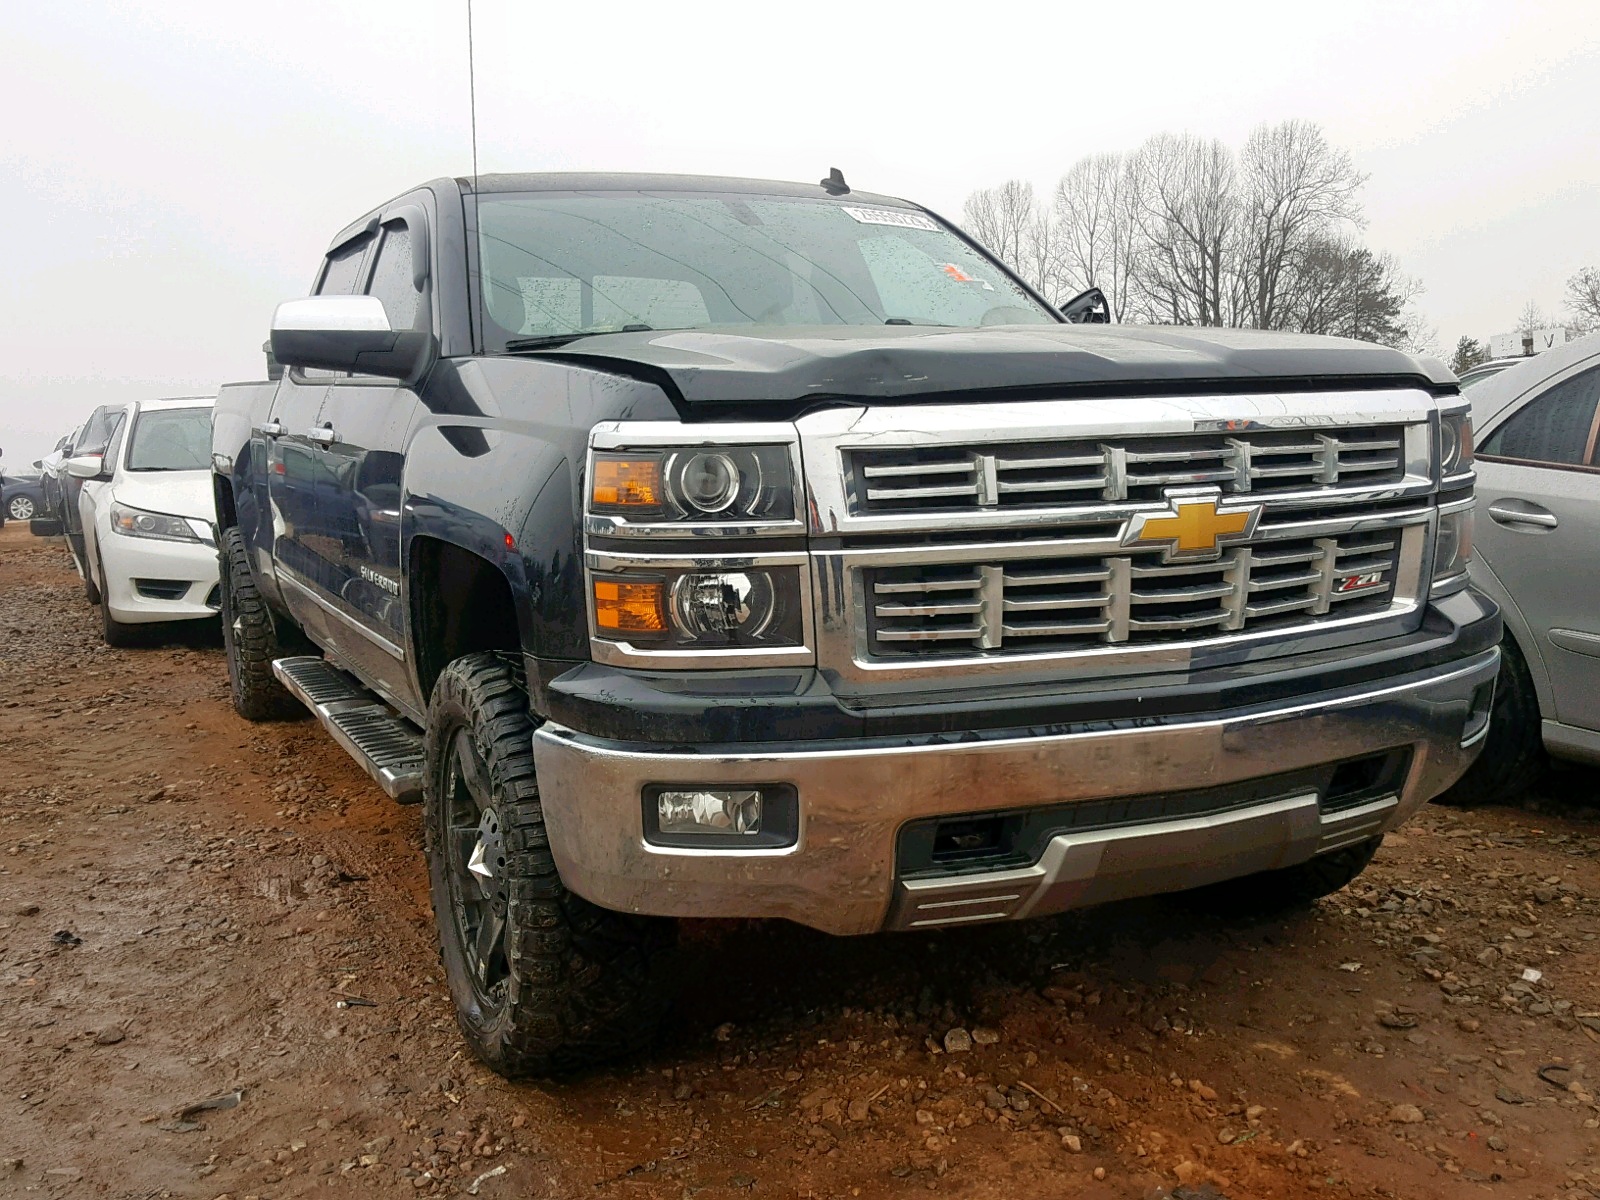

left=67, top=395, right=220, bottom=646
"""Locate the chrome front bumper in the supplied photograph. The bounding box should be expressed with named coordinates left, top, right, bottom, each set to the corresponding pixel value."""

left=531, top=648, right=1498, bottom=936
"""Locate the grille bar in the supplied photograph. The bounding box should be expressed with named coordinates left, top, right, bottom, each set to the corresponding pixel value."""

left=852, top=425, right=1408, bottom=513
left=866, top=528, right=1407, bottom=658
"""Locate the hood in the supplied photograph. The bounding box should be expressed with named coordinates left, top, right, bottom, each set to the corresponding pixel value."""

left=532, top=324, right=1456, bottom=414
left=111, top=470, right=214, bottom=522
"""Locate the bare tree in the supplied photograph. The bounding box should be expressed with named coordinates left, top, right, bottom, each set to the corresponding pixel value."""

left=1234, top=120, right=1366, bottom=330
left=1018, top=204, right=1068, bottom=305
left=964, top=120, right=1425, bottom=344
left=1515, top=300, right=1549, bottom=337
left=1051, top=153, right=1139, bottom=319
left=961, top=181, right=1037, bottom=278
left=1126, top=133, right=1238, bottom=326
left=1565, top=266, right=1600, bottom=334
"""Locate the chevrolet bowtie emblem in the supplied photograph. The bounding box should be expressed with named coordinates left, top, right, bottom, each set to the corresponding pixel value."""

left=1123, top=489, right=1262, bottom=561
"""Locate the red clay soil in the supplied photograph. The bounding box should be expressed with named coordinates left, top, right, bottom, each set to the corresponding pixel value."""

left=2, top=523, right=1598, bottom=1199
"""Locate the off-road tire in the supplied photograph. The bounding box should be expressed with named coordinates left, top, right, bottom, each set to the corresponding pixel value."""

left=423, top=653, right=676, bottom=1077
left=1435, top=638, right=1545, bottom=807
left=219, top=525, right=309, bottom=721
left=94, top=547, right=139, bottom=648
left=1189, top=837, right=1383, bottom=914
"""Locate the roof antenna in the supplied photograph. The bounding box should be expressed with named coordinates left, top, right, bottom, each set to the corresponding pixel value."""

left=466, top=0, right=480, bottom=188
left=466, top=0, right=484, bottom=348
left=820, top=167, right=850, bottom=196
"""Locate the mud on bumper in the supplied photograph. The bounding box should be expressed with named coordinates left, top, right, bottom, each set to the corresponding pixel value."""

left=531, top=644, right=1499, bottom=936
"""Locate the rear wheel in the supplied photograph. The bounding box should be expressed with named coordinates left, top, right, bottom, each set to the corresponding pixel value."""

left=1436, top=638, right=1545, bottom=807
left=8, top=495, right=35, bottom=521
left=219, top=525, right=309, bottom=720
left=424, top=653, right=676, bottom=1077
left=1188, top=837, right=1383, bottom=913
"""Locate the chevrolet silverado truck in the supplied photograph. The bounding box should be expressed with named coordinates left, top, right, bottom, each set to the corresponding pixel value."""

left=211, top=171, right=1500, bottom=1076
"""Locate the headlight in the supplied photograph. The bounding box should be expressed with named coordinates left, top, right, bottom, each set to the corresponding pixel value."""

left=1432, top=503, right=1475, bottom=593
left=590, top=446, right=796, bottom=523
left=591, top=566, right=806, bottom=650
left=1439, top=411, right=1474, bottom=477
left=109, top=502, right=206, bottom=544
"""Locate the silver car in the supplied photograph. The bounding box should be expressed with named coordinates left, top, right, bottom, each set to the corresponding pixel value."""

left=1448, top=334, right=1600, bottom=803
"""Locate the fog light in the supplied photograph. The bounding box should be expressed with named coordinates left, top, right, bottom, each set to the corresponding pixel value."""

left=657, top=789, right=763, bottom=835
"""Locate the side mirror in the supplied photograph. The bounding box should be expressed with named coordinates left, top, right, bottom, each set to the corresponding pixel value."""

left=1060, top=286, right=1111, bottom=325
left=270, top=296, right=435, bottom=385
left=65, top=455, right=104, bottom=480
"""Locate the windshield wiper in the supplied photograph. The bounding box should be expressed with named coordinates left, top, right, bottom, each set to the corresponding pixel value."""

left=504, top=324, right=654, bottom=353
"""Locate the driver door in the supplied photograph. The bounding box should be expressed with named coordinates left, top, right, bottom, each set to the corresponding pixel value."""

left=266, top=230, right=374, bottom=638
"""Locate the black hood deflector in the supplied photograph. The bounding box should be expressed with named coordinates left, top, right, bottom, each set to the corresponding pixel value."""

left=522, top=325, right=1456, bottom=420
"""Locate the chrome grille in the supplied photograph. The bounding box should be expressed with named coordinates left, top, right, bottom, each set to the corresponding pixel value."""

left=867, top=529, right=1403, bottom=656
left=852, top=426, right=1405, bottom=513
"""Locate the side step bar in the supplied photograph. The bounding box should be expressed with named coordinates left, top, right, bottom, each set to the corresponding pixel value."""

left=271, top=656, right=425, bottom=804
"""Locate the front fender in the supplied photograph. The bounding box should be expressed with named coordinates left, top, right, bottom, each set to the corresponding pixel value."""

left=403, top=356, right=679, bottom=664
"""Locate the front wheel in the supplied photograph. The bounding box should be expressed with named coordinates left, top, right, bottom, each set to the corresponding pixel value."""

left=94, top=548, right=138, bottom=648
left=1435, top=638, right=1545, bottom=807
left=73, top=537, right=100, bottom=605
left=423, top=653, right=676, bottom=1077
left=8, top=495, right=35, bottom=521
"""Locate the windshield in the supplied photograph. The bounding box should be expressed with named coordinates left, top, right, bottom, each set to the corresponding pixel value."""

left=474, top=191, right=1055, bottom=351
left=126, top=407, right=211, bottom=472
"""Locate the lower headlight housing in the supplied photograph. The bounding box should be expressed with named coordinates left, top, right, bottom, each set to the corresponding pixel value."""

left=1431, top=503, right=1475, bottom=595
left=590, top=566, right=807, bottom=651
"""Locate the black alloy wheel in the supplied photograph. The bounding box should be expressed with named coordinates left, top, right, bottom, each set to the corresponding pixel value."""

left=440, top=726, right=512, bottom=1009
left=423, top=653, right=676, bottom=1076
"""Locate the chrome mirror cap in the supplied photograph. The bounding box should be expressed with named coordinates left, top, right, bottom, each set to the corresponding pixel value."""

left=65, top=455, right=104, bottom=479
left=268, top=295, right=434, bottom=385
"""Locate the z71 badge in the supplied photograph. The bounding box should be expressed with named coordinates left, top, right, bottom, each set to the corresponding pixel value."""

left=1334, top=570, right=1386, bottom=594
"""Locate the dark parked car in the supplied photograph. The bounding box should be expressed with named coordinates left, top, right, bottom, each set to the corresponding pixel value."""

left=2, top=468, right=48, bottom=524
left=212, top=171, right=1498, bottom=1076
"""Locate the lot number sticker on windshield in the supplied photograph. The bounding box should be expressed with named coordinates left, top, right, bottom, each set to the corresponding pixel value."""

left=842, top=206, right=939, bottom=231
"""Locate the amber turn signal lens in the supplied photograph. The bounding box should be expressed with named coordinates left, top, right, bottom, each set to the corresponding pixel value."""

left=593, top=578, right=667, bottom=633
left=592, top=457, right=663, bottom=508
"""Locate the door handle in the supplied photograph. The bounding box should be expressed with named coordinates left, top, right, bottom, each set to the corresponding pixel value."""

left=1487, top=500, right=1558, bottom=530
left=307, top=425, right=339, bottom=445
left=259, top=419, right=284, bottom=438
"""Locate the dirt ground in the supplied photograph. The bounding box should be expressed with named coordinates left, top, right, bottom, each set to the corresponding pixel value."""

left=3, top=523, right=1600, bottom=1200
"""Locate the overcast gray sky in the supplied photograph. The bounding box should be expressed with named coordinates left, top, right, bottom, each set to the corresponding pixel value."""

left=3, top=0, right=1597, bottom=467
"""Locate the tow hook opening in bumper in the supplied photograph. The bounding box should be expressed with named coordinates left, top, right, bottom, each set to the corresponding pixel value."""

left=1461, top=678, right=1496, bottom=747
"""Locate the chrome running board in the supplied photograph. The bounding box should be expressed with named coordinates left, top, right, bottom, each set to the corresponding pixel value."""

left=272, top=656, right=424, bottom=804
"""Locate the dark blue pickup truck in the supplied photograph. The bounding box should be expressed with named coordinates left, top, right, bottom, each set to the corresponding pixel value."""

left=211, top=171, right=1500, bottom=1076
